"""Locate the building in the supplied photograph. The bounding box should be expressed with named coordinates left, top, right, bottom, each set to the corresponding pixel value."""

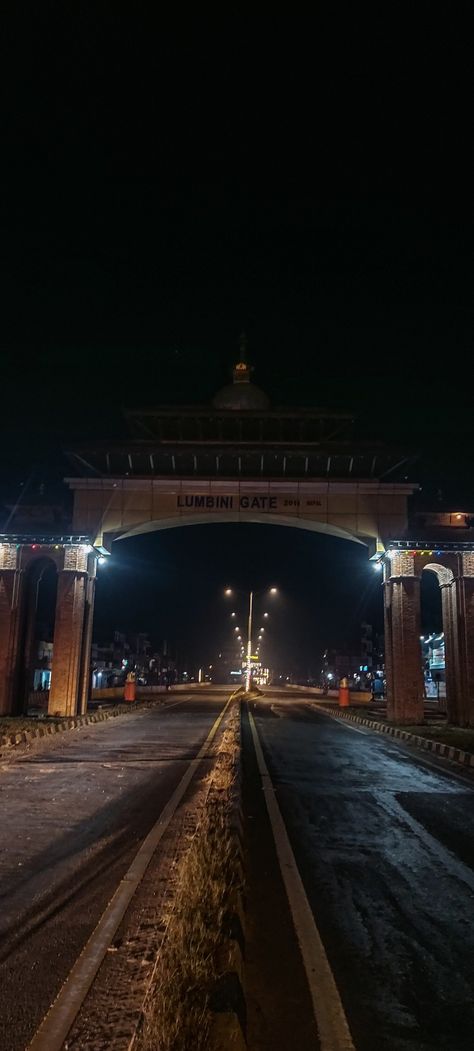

left=421, top=633, right=446, bottom=698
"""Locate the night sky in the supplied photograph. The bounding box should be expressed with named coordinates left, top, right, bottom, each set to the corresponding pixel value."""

left=1, top=12, right=471, bottom=672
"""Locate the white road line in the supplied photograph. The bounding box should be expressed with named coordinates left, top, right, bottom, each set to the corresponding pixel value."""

left=311, top=708, right=369, bottom=735
left=248, top=711, right=356, bottom=1051
left=28, top=695, right=233, bottom=1051
left=314, top=710, right=474, bottom=789
left=162, top=696, right=193, bottom=709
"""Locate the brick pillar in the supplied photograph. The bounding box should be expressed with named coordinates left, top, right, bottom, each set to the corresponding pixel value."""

left=0, top=545, right=22, bottom=715
left=385, top=552, right=424, bottom=724
left=78, top=570, right=96, bottom=715
left=383, top=565, right=394, bottom=708
left=453, top=554, right=474, bottom=726
left=441, top=581, right=457, bottom=719
left=48, top=546, right=88, bottom=717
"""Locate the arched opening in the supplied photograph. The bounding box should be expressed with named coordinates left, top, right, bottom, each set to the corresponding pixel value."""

left=113, top=512, right=368, bottom=548
left=92, top=520, right=383, bottom=694
left=17, top=557, right=58, bottom=714
left=420, top=563, right=454, bottom=708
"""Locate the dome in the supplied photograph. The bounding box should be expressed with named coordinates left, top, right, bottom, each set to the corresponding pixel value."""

left=212, top=349, right=270, bottom=411
left=212, top=380, right=270, bottom=412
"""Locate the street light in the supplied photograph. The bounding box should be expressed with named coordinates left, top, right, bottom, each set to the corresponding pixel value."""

left=224, top=586, right=278, bottom=692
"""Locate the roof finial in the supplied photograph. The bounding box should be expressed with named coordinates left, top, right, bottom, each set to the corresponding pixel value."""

left=233, top=332, right=251, bottom=385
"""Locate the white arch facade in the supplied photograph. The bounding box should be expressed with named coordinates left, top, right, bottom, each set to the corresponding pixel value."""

left=68, top=477, right=415, bottom=558
left=113, top=511, right=367, bottom=546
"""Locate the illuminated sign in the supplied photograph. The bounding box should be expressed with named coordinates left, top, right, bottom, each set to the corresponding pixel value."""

left=175, top=494, right=323, bottom=511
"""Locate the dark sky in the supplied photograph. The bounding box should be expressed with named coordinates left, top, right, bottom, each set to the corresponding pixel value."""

left=0, top=12, right=471, bottom=671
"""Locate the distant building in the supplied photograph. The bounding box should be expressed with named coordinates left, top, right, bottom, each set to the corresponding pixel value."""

left=91, top=631, right=171, bottom=688
left=211, top=645, right=243, bottom=684
left=420, top=633, right=445, bottom=697
left=321, top=626, right=385, bottom=692
left=33, top=641, right=53, bottom=691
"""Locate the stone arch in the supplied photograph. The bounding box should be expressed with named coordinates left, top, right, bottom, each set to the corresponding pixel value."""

left=111, top=512, right=369, bottom=549
left=16, top=555, right=58, bottom=713
left=384, top=549, right=474, bottom=726
left=422, top=562, right=454, bottom=587
left=0, top=541, right=96, bottom=718
left=420, top=563, right=455, bottom=713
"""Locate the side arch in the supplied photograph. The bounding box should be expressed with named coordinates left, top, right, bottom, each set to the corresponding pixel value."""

left=422, top=562, right=454, bottom=717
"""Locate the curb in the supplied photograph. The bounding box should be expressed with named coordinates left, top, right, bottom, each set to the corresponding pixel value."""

left=0, top=701, right=153, bottom=752
left=319, top=705, right=474, bottom=771
left=209, top=701, right=247, bottom=1050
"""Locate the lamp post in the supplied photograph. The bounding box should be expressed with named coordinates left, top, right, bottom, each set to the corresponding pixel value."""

left=225, top=586, right=277, bottom=692
left=246, top=590, right=254, bottom=692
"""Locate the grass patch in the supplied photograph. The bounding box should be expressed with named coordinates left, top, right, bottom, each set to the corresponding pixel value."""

left=0, top=716, right=64, bottom=737
left=342, top=709, right=474, bottom=753
left=400, top=725, right=474, bottom=752
left=139, top=714, right=241, bottom=1051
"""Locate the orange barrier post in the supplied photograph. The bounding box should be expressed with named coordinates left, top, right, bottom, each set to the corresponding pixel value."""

left=338, top=676, right=350, bottom=707
left=124, top=672, right=136, bottom=702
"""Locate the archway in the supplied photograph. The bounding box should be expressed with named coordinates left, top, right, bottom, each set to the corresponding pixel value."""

left=17, top=556, right=58, bottom=714
left=383, top=548, right=474, bottom=726
left=421, top=563, right=454, bottom=713
left=92, top=518, right=381, bottom=694
left=112, top=511, right=368, bottom=546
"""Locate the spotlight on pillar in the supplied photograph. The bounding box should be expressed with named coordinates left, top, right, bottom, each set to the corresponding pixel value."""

left=98, top=556, right=107, bottom=565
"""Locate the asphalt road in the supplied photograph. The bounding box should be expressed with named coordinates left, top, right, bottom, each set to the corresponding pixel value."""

left=249, top=692, right=474, bottom=1051
left=0, top=692, right=226, bottom=1051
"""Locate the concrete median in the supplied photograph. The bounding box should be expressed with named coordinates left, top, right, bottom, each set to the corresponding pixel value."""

left=138, top=699, right=246, bottom=1051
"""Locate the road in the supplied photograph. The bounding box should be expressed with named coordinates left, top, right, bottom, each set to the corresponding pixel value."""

left=0, top=691, right=227, bottom=1051
left=245, top=691, right=474, bottom=1051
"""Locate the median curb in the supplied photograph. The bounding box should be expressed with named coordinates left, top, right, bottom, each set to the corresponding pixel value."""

left=137, top=699, right=247, bottom=1051
left=208, top=702, right=247, bottom=1050
left=319, top=705, right=474, bottom=770
left=0, top=701, right=153, bottom=752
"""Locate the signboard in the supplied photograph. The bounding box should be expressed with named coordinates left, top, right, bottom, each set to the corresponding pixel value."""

left=175, top=494, right=323, bottom=511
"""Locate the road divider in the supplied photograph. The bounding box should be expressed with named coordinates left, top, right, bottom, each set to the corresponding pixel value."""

left=137, top=701, right=245, bottom=1051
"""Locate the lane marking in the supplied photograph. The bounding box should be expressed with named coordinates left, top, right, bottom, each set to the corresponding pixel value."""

left=306, top=702, right=372, bottom=735
left=317, top=710, right=369, bottom=735
left=28, top=695, right=232, bottom=1051
left=377, top=791, right=474, bottom=894
left=314, top=710, right=474, bottom=790
left=248, top=710, right=356, bottom=1051
left=161, top=695, right=194, bottom=709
